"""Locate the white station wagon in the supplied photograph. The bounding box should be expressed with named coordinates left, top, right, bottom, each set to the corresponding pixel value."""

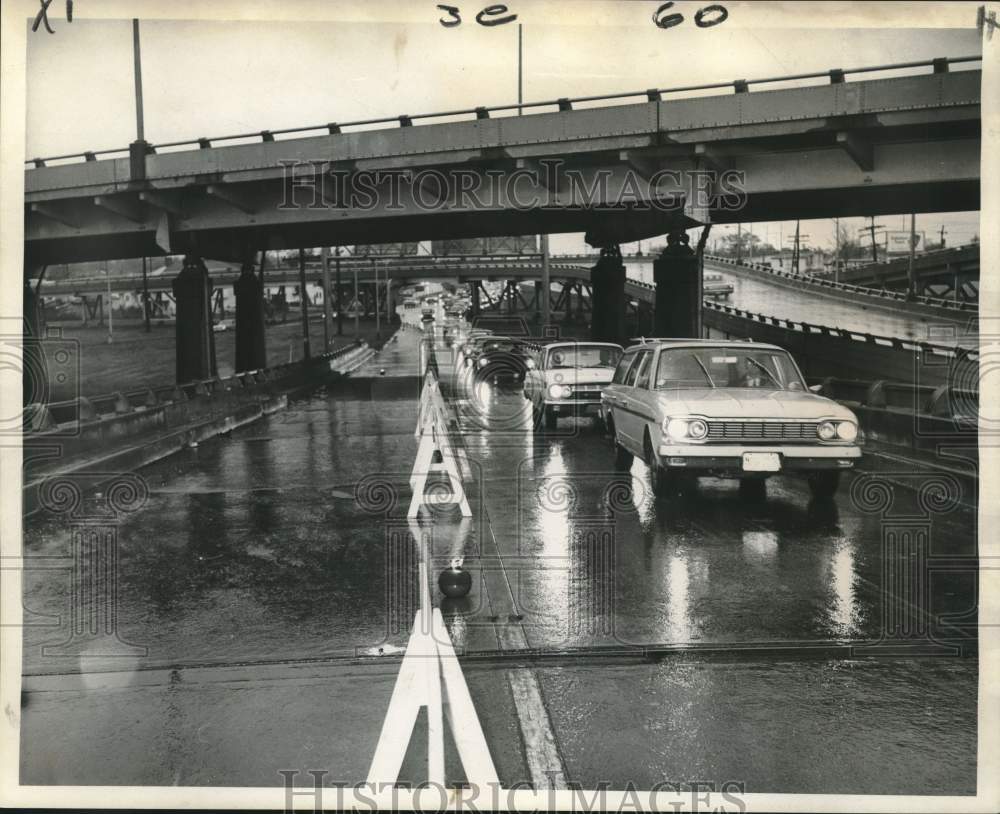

left=601, top=339, right=862, bottom=499
left=524, top=341, right=624, bottom=429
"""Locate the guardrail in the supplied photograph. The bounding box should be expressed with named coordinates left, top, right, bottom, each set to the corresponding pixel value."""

left=809, top=377, right=978, bottom=421
left=705, top=254, right=975, bottom=311
left=701, top=300, right=978, bottom=387
left=25, top=55, right=980, bottom=166
left=702, top=300, right=976, bottom=359
left=23, top=340, right=369, bottom=433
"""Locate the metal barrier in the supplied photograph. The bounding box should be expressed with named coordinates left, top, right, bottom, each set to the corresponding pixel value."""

left=26, top=55, right=980, bottom=166
left=811, top=377, right=978, bottom=420
left=705, top=254, right=976, bottom=312
left=24, top=340, right=368, bottom=433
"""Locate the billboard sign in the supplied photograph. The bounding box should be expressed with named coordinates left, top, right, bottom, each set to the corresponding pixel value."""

left=885, top=230, right=925, bottom=255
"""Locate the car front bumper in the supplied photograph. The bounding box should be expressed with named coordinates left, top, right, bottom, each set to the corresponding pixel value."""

left=545, top=398, right=603, bottom=412
left=655, top=443, right=862, bottom=471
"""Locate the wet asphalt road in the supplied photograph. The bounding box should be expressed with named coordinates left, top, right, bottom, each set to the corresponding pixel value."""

left=19, top=315, right=979, bottom=793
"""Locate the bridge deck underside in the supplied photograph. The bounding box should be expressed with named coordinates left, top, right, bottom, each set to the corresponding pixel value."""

left=24, top=70, right=981, bottom=265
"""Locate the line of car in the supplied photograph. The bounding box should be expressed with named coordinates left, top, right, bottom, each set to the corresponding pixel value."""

left=451, top=329, right=862, bottom=501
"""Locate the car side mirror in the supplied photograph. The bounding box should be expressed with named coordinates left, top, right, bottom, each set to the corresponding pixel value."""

left=808, top=384, right=823, bottom=393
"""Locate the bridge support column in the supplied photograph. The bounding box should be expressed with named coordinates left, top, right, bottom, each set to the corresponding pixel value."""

left=235, top=262, right=267, bottom=373
left=23, top=277, right=49, bottom=406
left=590, top=245, right=625, bottom=345
left=653, top=230, right=700, bottom=338
left=470, top=282, right=480, bottom=316
left=172, top=255, right=217, bottom=383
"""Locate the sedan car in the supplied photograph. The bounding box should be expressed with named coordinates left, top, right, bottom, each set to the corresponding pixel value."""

left=601, top=340, right=861, bottom=500
left=524, top=341, right=623, bottom=429
left=471, top=337, right=534, bottom=386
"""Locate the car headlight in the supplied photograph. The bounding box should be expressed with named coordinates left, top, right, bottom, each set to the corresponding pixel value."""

left=548, top=384, right=571, bottom=399
left=687, top=419, right=708, bottom=440
left=836, top=421, right=858, bottom=441
left=817, top=421, right=837, bottom=441
left=665, top=418, right=689, bottom=441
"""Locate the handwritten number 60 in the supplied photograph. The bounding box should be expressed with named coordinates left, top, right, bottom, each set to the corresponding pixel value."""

left=653, top=2, right=729, bottom=29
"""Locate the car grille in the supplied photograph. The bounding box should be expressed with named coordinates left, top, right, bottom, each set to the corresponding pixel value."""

left=570, top=388, right=604, bottom=400
left=705, top=420, right=819, bottom=442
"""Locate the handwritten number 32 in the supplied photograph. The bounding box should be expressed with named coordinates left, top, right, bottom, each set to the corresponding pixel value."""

left=437, top=4, right=518, bottom=27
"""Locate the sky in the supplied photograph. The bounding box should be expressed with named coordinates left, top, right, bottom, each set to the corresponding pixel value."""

left=23, top=9, right=983, bottom=254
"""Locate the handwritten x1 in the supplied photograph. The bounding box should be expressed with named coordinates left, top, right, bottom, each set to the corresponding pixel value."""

left=32, top=0, right=73, bottom=34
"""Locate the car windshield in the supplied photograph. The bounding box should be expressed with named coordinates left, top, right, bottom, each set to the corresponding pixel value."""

left=482, top=340, right=521, bottom=353
left=654, top=347, right=805, bottom=390
left=547, top=345, right=622, bottom=369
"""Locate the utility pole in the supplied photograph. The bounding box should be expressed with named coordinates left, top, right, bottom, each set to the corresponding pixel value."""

left=517, top=23, right=523, bottom=116
left=321, top=246, right=332, bottom=351
left=132, top=20, right=144, bottom=143
left=353, top=265, right=360, bottom=337
left=736, top=223, right=742, bottom=262
left=373, top=258, right=381, bottom=340
left=858, top=218, right=884, bottom=264
left=335, top=246, right=343, bottom=336
left=105, top=261, right=113, bottom=343
left=792, top=221, right=800, bottom=274
left=939, top=224, right=947, bottom=248
left=788, top=221, right=810, bottom=274
left=141, top=256, right=151, bottom=332
left=833, top=217, right=840, bottom=283
left=298, top=249, right=311, bottom=359
left=907, top=212, right=917, bottom=299
left=540, top=233, right=550, bottom=327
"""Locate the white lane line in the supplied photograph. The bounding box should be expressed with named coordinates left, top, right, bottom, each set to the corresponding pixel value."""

left=498, top=623, right=568, bottom=790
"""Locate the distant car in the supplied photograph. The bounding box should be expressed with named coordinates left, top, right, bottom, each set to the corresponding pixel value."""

left=212, top=320, right=231, bottom=333
left=455, top=333, right=496, bottom=369
left=601, top=340, right=861, bottom=500
left=524, top=341, right=624, bottom=429
left=472, top=338, right=533, bottom=386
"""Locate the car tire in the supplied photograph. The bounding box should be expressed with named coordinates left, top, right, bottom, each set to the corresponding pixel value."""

left=608, top=419, right=633, bottom=470
left=739, top=478, right=768, bottom=502
left=544, top=406, right=558, bottom=430
left=644, top=432, right=676, bottom=498
left=807, top=470, right=841, bottom=499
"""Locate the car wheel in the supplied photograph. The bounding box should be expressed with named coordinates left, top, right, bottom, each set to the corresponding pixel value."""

left=739, top=478, right=768, bottom=502
left=608, top=419, right=632, bottom=470
left=644, top=432, right=676, bottom=497
left=807, top=470, right=841, bottom=499
left=544, top=406, right=558, bottom=430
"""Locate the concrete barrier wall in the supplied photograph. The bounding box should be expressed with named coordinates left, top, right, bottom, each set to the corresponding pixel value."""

left=702, top=305, right=977, bottom=388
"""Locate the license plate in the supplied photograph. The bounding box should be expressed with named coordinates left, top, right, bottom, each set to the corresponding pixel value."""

left=742, top=452, right=781, bottom=472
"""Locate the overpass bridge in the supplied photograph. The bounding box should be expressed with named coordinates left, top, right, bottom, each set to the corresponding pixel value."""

left=24, top=56, right=980, bottom=267
left=23, top=55, right=982, bottom=384
left=838, top=243, right=980, bottom=300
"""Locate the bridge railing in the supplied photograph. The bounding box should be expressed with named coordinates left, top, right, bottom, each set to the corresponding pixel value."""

left=702, top=299, right=978, bottom=358
left=25, top=55, right=980, bottom=167
left=704, top=254, right=976, bottom=311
